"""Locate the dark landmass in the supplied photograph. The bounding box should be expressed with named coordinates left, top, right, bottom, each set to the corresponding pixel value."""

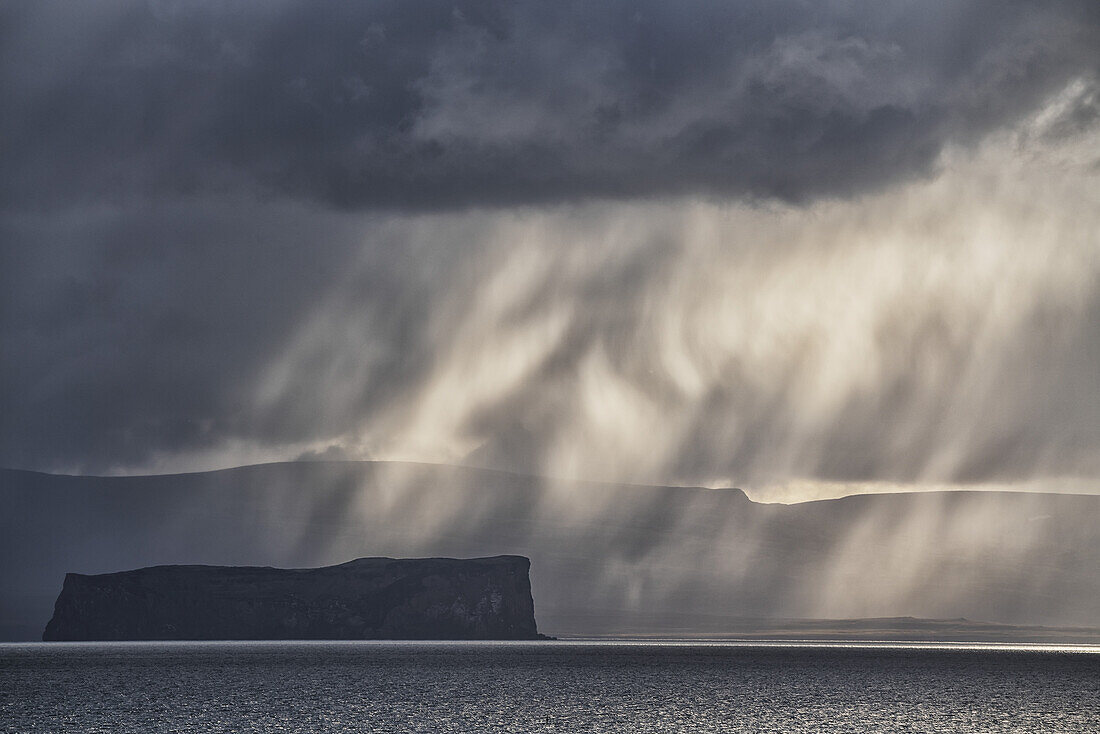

left=4, top=461, right=1100, bottom=640
left=43, top=556, right=541, bottom=641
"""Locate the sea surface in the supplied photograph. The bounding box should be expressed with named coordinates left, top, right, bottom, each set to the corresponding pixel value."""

left=2, top=640, right=1098, bottom=733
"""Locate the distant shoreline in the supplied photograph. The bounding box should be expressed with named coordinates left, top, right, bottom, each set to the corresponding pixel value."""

left=5, top=638, right=1100, bottom=651
left=542, top=617, right=1100, bottom=645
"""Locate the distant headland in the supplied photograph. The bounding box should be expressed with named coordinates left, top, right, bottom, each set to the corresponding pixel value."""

left=43, top=556, right=545, bottom=641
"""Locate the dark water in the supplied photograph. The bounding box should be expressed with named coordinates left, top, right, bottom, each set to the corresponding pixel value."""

left=2, top=641, right=1098, bottom=732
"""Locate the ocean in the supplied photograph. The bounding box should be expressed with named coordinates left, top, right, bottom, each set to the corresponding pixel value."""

left=2, top=641, right=1098, bottom=732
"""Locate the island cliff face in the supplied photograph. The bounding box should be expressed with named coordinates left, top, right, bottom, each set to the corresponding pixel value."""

left=43, top=556, right=540, bottom=641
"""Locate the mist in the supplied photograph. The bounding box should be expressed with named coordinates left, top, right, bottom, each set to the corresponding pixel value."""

left=92, top=91, right=1100, bottom=504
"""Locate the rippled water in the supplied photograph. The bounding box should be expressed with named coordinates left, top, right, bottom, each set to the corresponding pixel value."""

left=2, top=641, right=1099, bottom=732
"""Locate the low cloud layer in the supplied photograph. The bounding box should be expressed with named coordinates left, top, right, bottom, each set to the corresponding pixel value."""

left=2, top=1, right=1099, bottom=500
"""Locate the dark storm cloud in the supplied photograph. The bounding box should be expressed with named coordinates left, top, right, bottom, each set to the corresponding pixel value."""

left=2, top=0, right=1098, bottom=210
left=2, top=0, right=1100, bottom=476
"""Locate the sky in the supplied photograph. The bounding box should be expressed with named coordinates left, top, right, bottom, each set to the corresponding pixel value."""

left=2, top=0, right=1099, bottom=502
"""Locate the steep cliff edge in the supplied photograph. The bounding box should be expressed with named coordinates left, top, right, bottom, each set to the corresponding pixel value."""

left=43, top=556, right=541, bottom=641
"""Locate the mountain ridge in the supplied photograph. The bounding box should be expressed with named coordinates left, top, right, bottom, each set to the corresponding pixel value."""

left=7, top=459, right=1094, bottom=504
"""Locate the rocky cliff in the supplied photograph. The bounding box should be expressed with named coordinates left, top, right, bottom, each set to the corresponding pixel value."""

left=42, top=556, right=541, bottom=641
